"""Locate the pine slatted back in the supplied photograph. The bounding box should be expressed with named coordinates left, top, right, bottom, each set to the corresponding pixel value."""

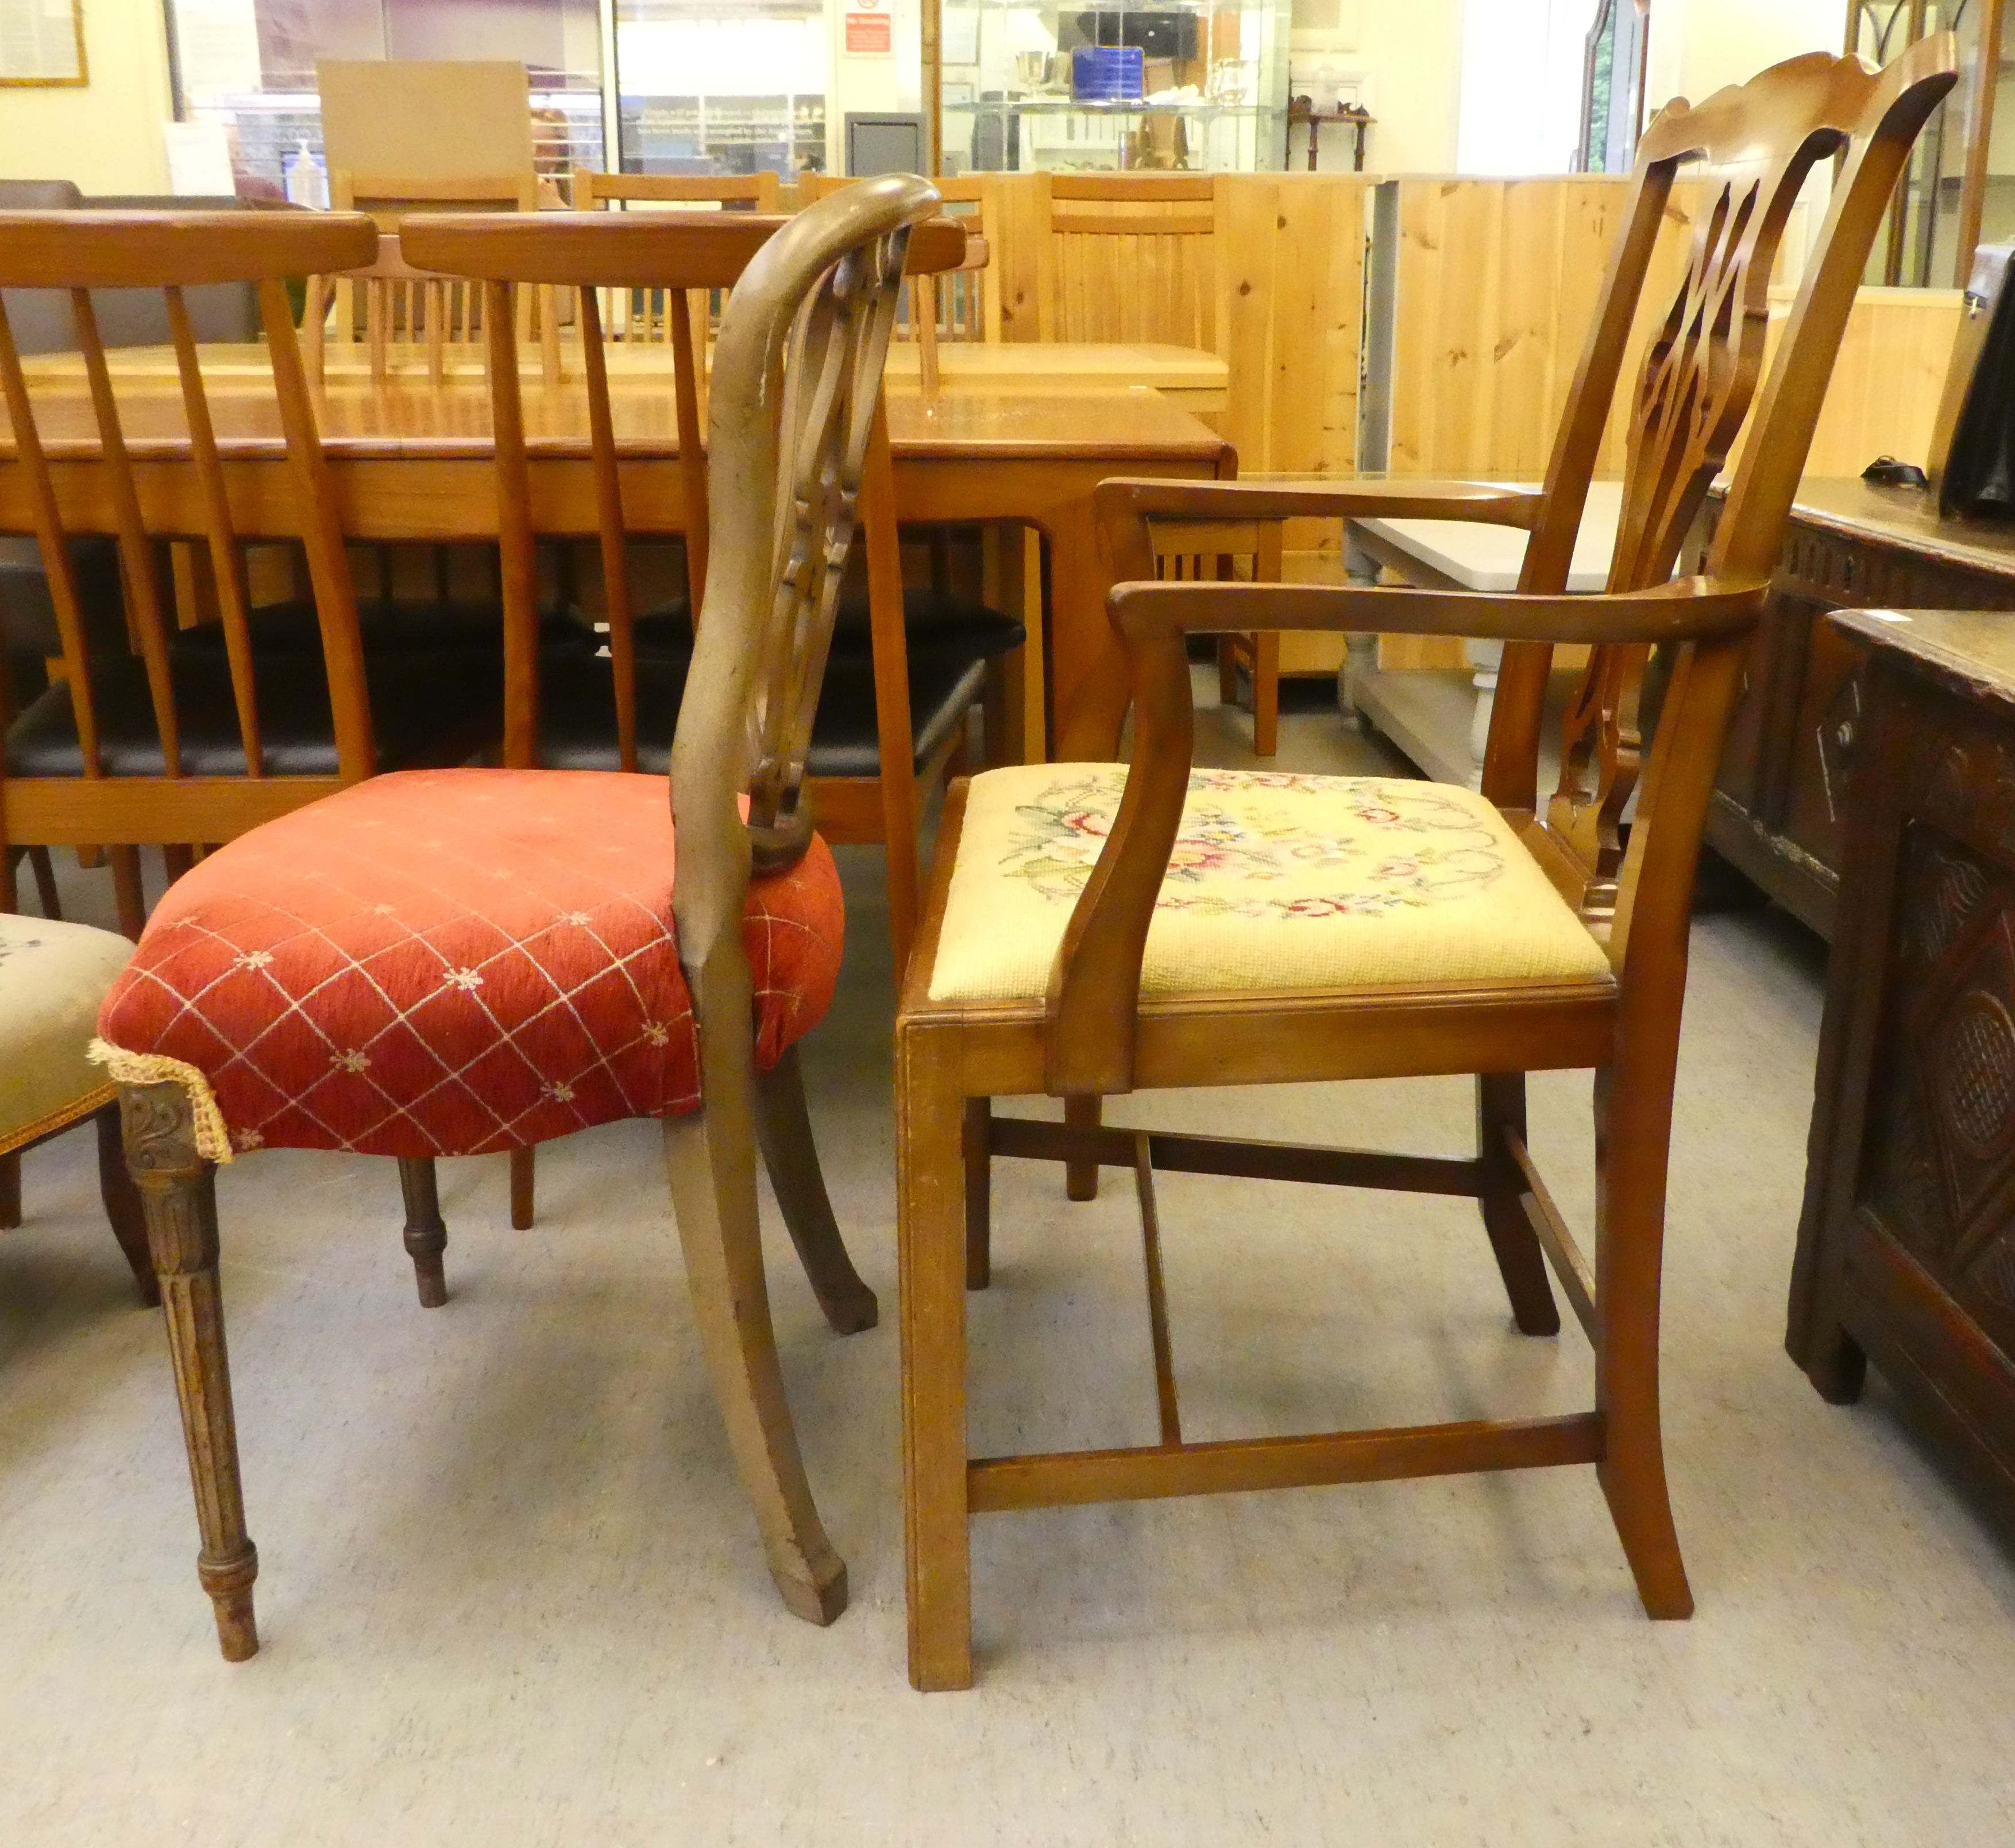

left=1038, top=173, right=1216, bottom=348
left=0, top=210, right=381, bottom=818
left=1481, top=43, right=1959, bottom=916
left=400, top=194, right=965, bottom=780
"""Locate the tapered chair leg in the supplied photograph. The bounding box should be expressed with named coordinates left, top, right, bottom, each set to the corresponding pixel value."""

left=1476, top=1073, right=1560, bottom=1336
left=508, top=1146, right=536, bottom=1229
left=752, top=1045, right=878, bottom=1334
left=95, top=1102, right=160, bottom=1306
left=28, top=846, right=61, bottom=918
left=663, top=1104, right=848, bottom=1625
left=897, top=1028, right=974, bottom=1690
left=1590, top=1066, right=1693, bottom=1620
left=963, top=1097, right=991, bottom=1290
left=0, top=1150, right=18, bottom=1230
left=397, top=1156, right=449, bottom=1308
left=1065, top=1094, right=1101, bottom=1201
left=119, top=1079, right=259, bottom=1661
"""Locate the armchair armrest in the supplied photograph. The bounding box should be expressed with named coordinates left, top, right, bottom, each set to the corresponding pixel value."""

left=1094, top=476, right=1546, bottom=585
left=1107, top=574, right=1769, bottom=647
left=1041, top=572, right=1770, bottom=1097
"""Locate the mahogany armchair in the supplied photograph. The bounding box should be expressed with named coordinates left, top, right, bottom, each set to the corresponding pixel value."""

left=893, top=43, right=1958, bottom=1688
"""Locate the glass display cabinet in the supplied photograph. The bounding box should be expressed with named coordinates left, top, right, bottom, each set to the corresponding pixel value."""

left=938, top=0, right=1290, bottom=174
left=1848, top=0, right=2015, bottom=286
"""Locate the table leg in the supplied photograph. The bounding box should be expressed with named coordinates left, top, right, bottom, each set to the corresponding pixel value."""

left=1051, top=501, right=1130, bottom=762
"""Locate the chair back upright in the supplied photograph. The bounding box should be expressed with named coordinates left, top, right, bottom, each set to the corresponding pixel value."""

left=399, top=192, right=965, bottom=774
left=1483, top=43, right=1960, bottom=925
left=1037, top=173, right=1216, bottom=346
left=0, top=210, right=382, bottom=832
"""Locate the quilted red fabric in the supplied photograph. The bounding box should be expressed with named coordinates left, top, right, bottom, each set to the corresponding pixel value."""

left=97, top=768, right=844, bottom=1158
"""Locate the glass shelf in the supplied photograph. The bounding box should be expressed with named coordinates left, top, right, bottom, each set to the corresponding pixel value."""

left=940, top=0, right=1290, bottom=174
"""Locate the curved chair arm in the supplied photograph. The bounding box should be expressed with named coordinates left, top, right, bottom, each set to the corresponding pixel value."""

left=1042, top=573, right=1769, bottom=1097
left=1094, top=475, right=1546, bottom=585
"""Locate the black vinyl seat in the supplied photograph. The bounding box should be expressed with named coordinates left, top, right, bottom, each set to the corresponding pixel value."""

left=533, top=647, right=986, bottom=777
left=629, top=585, right=1025, bottom=665
left=168, top=596, right=596, bottom=660
left=5, top=649, right=499, bottom=779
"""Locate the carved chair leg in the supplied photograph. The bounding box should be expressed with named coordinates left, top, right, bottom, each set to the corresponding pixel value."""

left=397, top=1157, right=449, bottom=1308
left=95, top=1102, right=159, bottom=1306
left=1591, top=1065, right=1693, bottom=1621
left=0, top=1150, right=18, bottom=1230
left=1475, top=1073, right=1560, bottom=1336
left=508, top=1145, right=536, bottom=1230
left=119, top=1080, right=259, bottom=1661
left=963, top=1097, right=992, bottom=1290
left=898, top=1028, right=974, bottom=1690
left=662, top=1105, right=847, bottom=1626
left=1065, top=1094, right=1102, bottom=1201
left=752, top=1045, right=877, bottom=1334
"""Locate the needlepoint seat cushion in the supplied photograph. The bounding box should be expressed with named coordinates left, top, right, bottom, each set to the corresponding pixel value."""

left=925, top=765, right=1615, bottom=1004
left=0, top=913, right=132, bottom=1148
left=96, top=768, right=844, bottom=1160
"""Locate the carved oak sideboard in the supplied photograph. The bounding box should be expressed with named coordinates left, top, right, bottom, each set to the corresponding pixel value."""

left=1706, top=481, right=2015, bottom=938
left=1790, top=608, right=2015, bottom=1535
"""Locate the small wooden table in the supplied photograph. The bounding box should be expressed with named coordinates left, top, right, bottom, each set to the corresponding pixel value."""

left=0, top=358, right=1234, bottom=762
left=1792, top=605, right=2015, bottom=1540
left=1344, top=483, right=1620, bottom=788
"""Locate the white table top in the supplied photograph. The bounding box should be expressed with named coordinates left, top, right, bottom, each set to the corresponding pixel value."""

left=1353, top=480, right=1625, bottom=592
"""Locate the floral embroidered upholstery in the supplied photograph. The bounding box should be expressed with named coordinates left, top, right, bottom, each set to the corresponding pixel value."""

left=927, top=764, right=1612, bottom=1003
left=97, top=769, right=843, bottom=1160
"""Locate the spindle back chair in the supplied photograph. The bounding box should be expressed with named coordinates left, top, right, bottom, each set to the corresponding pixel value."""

left=894, top=41, right=1959, bottom=1689
left=0, top=211, right=491, bottom=931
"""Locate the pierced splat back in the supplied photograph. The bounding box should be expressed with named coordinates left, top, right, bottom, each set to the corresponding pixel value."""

left=677, top=178, right=938, bottom=870
left=1482, top=43, right=1958, bottom=913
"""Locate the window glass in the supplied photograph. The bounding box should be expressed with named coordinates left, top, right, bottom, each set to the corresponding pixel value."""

left=170, top=0, right=605, bottom=196
left=612, top=0, right=827, bottom=178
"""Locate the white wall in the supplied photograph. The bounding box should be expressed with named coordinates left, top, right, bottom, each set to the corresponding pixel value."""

left=1456, top=0, right=1598, bottom=176
left=1289, top=0, right=1465, bottom=172
left=0, top=0, right=173, bottom=192
left=1645, top=0, right=1841, bottom=116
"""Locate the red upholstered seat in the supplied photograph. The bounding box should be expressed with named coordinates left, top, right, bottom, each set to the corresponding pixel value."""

left=97, top=768, right=844, bottom=1159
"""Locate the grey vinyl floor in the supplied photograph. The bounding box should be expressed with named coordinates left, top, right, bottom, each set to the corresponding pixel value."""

left=2, top=682, right=2013, bottom=1845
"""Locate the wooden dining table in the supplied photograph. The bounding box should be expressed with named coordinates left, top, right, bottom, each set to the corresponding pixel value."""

left=1, top=350, right=1233, bottom=761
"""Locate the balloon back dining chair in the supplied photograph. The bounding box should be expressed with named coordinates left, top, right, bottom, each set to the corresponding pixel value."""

left=891, top=43, right=1958, bottom=1688
left=92, top=175, right=943, bottom=1660
left=399, top=203, right=1012, bottom=973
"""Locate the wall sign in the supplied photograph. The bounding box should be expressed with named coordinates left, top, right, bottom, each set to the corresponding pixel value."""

left=844, top=1, right=891, bottom=56
left=0, top=0, right=87, bottom=86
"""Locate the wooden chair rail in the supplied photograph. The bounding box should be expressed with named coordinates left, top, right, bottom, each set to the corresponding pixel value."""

left=968, top=1416, right=1607, bottom=1512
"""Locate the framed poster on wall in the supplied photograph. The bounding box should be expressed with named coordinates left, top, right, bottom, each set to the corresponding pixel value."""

left=0, top=0, right=86, bottom=86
